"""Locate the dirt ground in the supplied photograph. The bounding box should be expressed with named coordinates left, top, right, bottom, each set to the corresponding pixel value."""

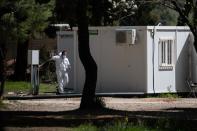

left=1, top=97, right=197, bottom=112
left=1, top=97, right=197, bottom=130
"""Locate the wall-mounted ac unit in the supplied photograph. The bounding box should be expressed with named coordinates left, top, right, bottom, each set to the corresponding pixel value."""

left=116, top=29, right=136, bottom=46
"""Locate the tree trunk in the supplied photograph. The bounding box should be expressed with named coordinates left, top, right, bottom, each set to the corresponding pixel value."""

left=14, top=40, right=29, bottom=81
left=194, top=32, right=197, bottom=53
left=91, top=0, right=103, bottom=26
left=77, top=0, right=98, bottom=109
left=0, top=43, right=6, bottom=98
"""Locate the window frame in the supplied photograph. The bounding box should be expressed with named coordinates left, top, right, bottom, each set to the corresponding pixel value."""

left=158, top=37, right=174, bottom=71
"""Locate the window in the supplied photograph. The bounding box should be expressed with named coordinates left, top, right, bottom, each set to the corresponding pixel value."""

left=158, top=38, right=174, bottom=70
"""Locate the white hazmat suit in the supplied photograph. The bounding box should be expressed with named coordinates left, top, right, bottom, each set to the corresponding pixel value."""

left=52, top=52, right=70, bottom=93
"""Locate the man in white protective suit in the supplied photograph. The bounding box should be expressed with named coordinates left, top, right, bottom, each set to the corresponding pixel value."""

left=51, top=50, right=71, bottom=94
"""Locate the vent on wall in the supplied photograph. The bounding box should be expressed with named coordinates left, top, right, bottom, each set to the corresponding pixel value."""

left=116, top=29, right=136, bottom=46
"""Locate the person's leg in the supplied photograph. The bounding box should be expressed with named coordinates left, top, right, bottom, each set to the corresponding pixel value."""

left=63, top=72, right=69, bottom=88
left=56, top=70, right=64, bottom=93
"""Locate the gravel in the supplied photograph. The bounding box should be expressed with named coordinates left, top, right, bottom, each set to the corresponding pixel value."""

left=1, top=97, right=197, bottom=112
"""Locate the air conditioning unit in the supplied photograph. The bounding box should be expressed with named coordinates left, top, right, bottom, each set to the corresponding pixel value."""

left=116, top=29, right=136, bottom=46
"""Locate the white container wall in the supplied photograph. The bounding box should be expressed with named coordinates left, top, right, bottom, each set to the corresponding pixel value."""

left=56, top=31, right=76, bottom=91
left=57, top=26, right=192, bottom=94
left=146, top=26, right=190, bottom=93
left=189, top=33, right=197, bottom=84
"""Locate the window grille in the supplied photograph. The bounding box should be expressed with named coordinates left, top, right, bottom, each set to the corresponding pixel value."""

left=159, top=38, right=174, bottom=70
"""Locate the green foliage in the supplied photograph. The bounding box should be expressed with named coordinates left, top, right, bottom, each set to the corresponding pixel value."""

left=151, top=5, right=178, bottom=25
left=156, top=118, right=172, bottom=130
left=61, top=0, right=176, bottom=26
left=12, top=0, right=55, bottom=81
left=155, top=118, right=187, bottom=131
left=158, top=93, right=179, bottom=98
left=167, top=0, right=197, bottom=39
left=55, top=0, right=77, bottom=27
left=73, top=119, right=188, bottom=131
left=74, top=123, right=98, bottom=131
left=103, top=121, right=159, bottom=131
left=0, top=99, right=5, bottom=109
left=0, top=99, right=3, bottom=105
left=103, top=0, right=178, bottom=26
left=103, top=121, right=129, bottom=131
left=0, top=1, right=16, bottom=42
left=0, top=0, right=55, bottom=43
left=15, top=0, right=55, bottom=41
left=74, top=122, right=163, bottom=131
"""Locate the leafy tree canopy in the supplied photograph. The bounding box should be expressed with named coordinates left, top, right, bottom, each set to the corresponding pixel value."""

left=102, top=0, right=178, bottom=26
left=0, top=0, right=54, bottom=43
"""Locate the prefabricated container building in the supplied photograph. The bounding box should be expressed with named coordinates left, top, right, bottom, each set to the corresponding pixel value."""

left=57, top=26, right=194, bottom=94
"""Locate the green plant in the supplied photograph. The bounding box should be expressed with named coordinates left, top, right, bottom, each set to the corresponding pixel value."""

left=100, top=120, right=160, bottom=131
left=72, top=120, right=187, bottom=131
left=0, top=100, right=3, bottom=105
left=158, top=93, right=179, bottom=99
left=74, top=123, right=98, bottom=131
left=0, top=100, right=5, bottom=109
left=155, top=118, right=186, bottom=131
left=103, top=121, right=128, bottom=131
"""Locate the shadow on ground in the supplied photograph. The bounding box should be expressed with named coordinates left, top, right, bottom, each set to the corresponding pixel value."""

left=1, top=107, right=197, bottom=130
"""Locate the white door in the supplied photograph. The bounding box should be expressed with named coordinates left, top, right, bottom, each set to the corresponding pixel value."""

left=154, top=31, right=176, bottom=93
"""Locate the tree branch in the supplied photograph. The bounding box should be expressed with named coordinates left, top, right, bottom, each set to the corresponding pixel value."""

left=166, top=0, right=196, bottom=36
left=173, top=3, right=195, bottom=34
left=160, top=2, right=175, bottom=10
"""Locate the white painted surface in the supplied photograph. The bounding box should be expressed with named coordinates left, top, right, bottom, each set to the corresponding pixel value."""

left=153, top=29, right=176, bottom=93
left=57, top=26, right=192, bottom=94
left=175, top=30, right=190, bottom=92
left=56, top=31, right=75, bottom=90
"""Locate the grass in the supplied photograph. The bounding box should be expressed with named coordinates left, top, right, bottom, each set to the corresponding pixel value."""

left=0, top=100, right=4, bottom=107
left=1, top=124, right=186, bottom=131
left=0, top=99, right=6, bottom=109
left=5, top=81, right=30, bottom=93
left=39, top=82, right=57, bottom=93
left=146, top=93, right=180, bottom=99
left=4, top=81, right=57, bottom=94
left=73, top=121, right=185, bottom=131
left=73, top=123, right=153, bottom=131
left=102, top=122, right=156, bottom=131
left=4, top=81, right=181, bottom=99
left=158, top=93, right=180, bottom=99
left=74, top=124, right=98, bottom=131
